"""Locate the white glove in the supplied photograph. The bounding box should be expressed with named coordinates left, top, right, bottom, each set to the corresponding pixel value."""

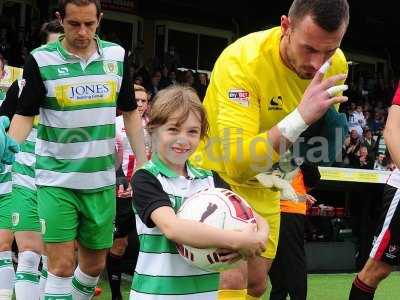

left=255, top=173, right=302, bottom=203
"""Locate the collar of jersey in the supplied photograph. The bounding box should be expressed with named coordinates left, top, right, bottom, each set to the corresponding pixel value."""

left=151, top=153, right=198, bottom=179
left=56, top=34, right=103, bottom=60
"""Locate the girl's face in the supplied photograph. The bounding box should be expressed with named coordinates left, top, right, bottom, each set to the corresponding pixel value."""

left=135, top=91, right=148, bottom=117
left=151, top=111, right=202, bottom=175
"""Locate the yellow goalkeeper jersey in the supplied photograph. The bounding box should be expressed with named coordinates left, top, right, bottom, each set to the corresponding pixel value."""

left=193, top=26, right=347, bottom=193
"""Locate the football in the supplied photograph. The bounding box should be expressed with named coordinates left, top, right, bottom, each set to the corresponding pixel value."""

left=176, top=188, right=256, bottom=272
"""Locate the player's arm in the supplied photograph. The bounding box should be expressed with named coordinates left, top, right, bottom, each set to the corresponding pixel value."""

left=8, top=54, right=43, bottom=143
left=122, top=110, right=146, bottom=168
left=384, top=88, right=400, bottom=168
left=211, top=58, right=347, bottom=182
left=132, top=170, right=267, bottom=258
left=117, top=54, right=147, bottom=169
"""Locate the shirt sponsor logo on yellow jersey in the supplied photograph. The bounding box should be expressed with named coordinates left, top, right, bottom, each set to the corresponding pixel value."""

left=228, top=89, right=249, bottom=107
left=268, top=96, right=283, bottom=111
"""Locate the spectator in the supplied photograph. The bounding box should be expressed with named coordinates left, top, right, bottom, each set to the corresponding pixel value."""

left=370, top=112, right=385, bottom=134
left=195, top=72, right=209, bottom=101
left=168, top=70, right=177, bottom=85
left=159, top=65, right=172, bottom=89
left=137, top=58, right=155, bottom=87
left=362, top=128, right=376, bottom=158
left=348, top=102, right=356, bottom=115
left=182, top=70, right=194, bottom=87
left=146, top=69, right=162, bottom=99
left=348, top=104, right=366, bottom=136
left=351, top=146, right=373, bottom=169
left=134, top=74, right=144, bottom=86
left=363, top=110, right=373, bottom=129
left=373, top=152, right=387, bottom=171
left=342, top=129, right=362, bottom=167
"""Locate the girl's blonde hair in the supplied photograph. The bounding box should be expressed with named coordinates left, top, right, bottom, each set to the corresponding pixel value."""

left=147, top=85, right=208, bottom=139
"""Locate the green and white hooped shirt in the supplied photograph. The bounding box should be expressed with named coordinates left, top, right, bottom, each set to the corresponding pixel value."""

left=0, top=165, right=12, bottom=196
left=131, top=154, right=220, bottom=299
left=16, top=35, right=136, bottom=191
left=12, top=120, right=38, bottom=191
left=0, top=67, right=22, bottom=195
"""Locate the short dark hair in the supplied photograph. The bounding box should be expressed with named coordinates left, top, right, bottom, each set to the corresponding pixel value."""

left=58, top=0, right=101, bottom=19
left=39, top=20, right=64, bottom=44
left=288, top=0, right=350, bottom=32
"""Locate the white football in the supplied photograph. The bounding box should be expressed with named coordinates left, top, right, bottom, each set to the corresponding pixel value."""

left=176, top=188, right=256, bottom=272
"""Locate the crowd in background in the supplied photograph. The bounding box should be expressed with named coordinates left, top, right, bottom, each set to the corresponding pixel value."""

left=1, top=26, right=399, bottom=173
left=338, top=82, right=397, bottom=171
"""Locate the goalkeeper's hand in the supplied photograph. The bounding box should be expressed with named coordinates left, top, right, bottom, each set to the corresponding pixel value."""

left=255, top=173, right=301, bottom=203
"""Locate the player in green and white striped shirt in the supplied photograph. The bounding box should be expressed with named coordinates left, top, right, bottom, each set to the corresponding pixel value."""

left=0, top=54, right=22, bottom=300
left=1, top=1, right=146, bottom=299
left=0, top=20, right=64, bottom=300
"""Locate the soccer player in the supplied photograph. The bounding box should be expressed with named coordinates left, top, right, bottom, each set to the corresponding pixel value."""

left=348, top=85, right=400, bottom=300
left=130, top=85, right=268, bottom=299
left=107, top=84, right=150, bottom=300
left=0, top=20, right=64, bottom=300
left=1, top=1, right=147, bottom=299
left=0, top=50, right=23, bottom=300
left=192, top=0, right=350, bottom=299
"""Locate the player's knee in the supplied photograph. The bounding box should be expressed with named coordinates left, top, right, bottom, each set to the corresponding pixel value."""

left=50, top=257, right=75, bottom=277
left=85, top=264, right=105, bottom=277
left=0, top=242, right=12, bottom=251
left=81, top=259, right=107, bottom=277
left=369, top=263, right=392, bottom=281
left=247, top=278, right=267, bottom=297
left=18, top=250, right=41, bottom=268
left=361, top=260, right=392, bottom=284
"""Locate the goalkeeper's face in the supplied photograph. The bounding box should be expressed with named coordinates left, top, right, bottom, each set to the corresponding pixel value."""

left=281, top=15, right=346, bottom=79
left=152, top=111, right=202, bottom=174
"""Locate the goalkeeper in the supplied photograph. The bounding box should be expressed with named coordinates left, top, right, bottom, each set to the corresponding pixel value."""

left=191, top=0, right=350, bottom=299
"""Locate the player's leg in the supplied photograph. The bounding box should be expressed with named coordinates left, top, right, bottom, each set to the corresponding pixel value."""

left=269, top=213, right=288, bottom=300
left=269, top=213, right=307, bottom=300
left=107, top=237, right=128, bottom=300
left=37, top=187, right=79, bottom=299
left=246, top=210, right=279, bottom=299
left=349, top=185, right=400, bottom=300
left=0, top=193, right=15, bottom=300
left=39, top=249, right=48, bottom=300
left=218, top=262, right=248, bottom=299
left=73, top=188, right=115, bottom=300
left=107, top=197, right=137, bottom=300
left=218, top=187, right=280, bottom=300
left=12, top=186, right=44, bottom=300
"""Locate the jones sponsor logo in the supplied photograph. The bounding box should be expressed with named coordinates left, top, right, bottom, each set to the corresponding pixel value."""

left=69, top=84, right=110, bottom=100
left=56, top=81, right=117, bottom=106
